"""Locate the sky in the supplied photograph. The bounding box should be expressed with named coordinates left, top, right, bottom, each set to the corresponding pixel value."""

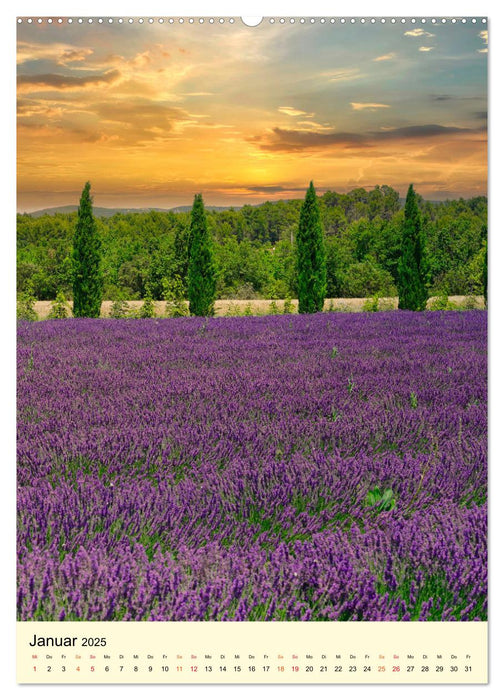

left=17, top=17, right=487, bottom=212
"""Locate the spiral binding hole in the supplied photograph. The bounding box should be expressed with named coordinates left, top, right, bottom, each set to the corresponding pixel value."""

left=16, top=16, right=488, bottom=26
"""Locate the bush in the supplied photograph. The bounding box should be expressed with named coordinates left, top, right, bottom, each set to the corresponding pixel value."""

left=340, top=260, right=396, bottom=298
left=363, top=294, right=380, bottom=312
left=283, top=296, right=294, bottom=314
left=162, top=276, right=189, bottom=318
left=48, top=291, right=70, bottom=319
left=109, top=292, right=130, bottom=319
left=268, top=300, right=280, bottom=315
left=429, top=292, right=456, bottom=311
left=224, top=302, right=241, bottom=317
left=232, top=283, right=259, bottom=300
left=139, top=286, right=155, bottom=318
left=379, top=297, right=395, bottom=311
left=458, top=295, right=479, bottom=310
left=17, top=290, right=38, bottom=321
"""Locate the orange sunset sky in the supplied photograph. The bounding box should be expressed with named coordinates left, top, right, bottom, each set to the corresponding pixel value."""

left=17, top=18, right=487, bottom=212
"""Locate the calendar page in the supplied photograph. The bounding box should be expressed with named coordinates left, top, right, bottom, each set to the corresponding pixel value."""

left=16, top=11, right=488, bottom=685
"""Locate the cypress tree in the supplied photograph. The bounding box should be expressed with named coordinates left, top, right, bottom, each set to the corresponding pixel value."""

left=397, top=184, right=428, bottom=311
left=72, top=182, right=102, bottom=317
left=483, top=238, right=487, bottom=306
left=296, top=181, right=326, bottom=313
left=188, top=194, right=216, bottom=316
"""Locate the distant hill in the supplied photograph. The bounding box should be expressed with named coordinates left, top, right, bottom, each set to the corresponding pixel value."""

left=20, top=204, right=238, bottom=218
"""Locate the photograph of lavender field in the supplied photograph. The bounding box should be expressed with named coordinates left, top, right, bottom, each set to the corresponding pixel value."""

left=17, top=18, right=487, bottom=622
left=17, top=312, right=486, bottom=621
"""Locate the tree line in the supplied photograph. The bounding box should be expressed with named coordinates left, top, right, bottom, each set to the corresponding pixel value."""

left=17, top=183, right=487, bottom=313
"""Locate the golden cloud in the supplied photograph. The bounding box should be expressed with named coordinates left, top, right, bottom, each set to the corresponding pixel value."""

left=17, top=70, right=122, bottom=93
left=404, top=28, right=435, bottom=38
left=17, top=40, right=94, bottom=65
left=351, top=103, right=390, bottom=111
left=278, top=106, right=314, bottom=117
left=373, top=53, right=396, bottom=62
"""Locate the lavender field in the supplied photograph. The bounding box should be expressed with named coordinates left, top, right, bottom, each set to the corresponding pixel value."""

left=17, top=311, right=487, bottom=621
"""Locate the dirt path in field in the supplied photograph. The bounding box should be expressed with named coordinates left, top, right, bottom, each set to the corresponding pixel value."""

left=32, top=296, right=485, bottom=320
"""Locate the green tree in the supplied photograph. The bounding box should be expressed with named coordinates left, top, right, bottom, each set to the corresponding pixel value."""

left=397, top=184, right=428, bottom=311
left=109, top=288, right=130, bottom=318
left=296, top=181, right=326, bottom=313
left=48, top=291, right=70, bottom=319
left=188, top=194, right=217, bottom=316
left=17, top=283, right=38, bottom=321
left=483, top=237, right=488, bottom=306
left=139, top=283, right=155, bottom=318
left=163, top=275, right=189, bottom=317
left=72, top=182, right=102, bottom=317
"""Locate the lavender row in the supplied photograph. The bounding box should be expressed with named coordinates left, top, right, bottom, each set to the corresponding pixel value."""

left=17, top=311, right=487, bottom=620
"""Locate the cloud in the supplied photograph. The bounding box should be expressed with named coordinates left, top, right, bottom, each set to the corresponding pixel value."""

left=369, top=124, right=473, bottom=140
left=278, top=106, right=314, bottom=117
left=253, top=127, right=367, bottom=152
left=91, top=100, right=191, bottom=134
left=419, top=46, right=435, bottom=52
left=17, top=40, right=94, bottom=65
left=17, top=70, right=122, bottom=93
left=430, top=93, right=486, bottom=104
left=351, top=102, right=390, bottom=111
left=373, top=53, right=396, bottom=62
left=431, top=94, right=454, bottom=101
left=253, top=123, right=476, bottom=152
left=323, top=68, right=363, bottom=83
left=296, top=121, right=334, bottom=131
left=101, top=54, right=126, bottom=66
left=404, top=28, right=435, bottom=38
left=130, top=51, right=152, bottom=68
left=478, top=30, right=488, bottom=53
left=58, top=49, right=94, bottom=65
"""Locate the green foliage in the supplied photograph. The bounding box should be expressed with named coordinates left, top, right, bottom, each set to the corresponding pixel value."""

left=296, top=182, right=326, bottom=313
left=398, top=185, right=429, bottom=311
left=457, top=295, right=479, bottom=311
left=188, top=194, right=217, bottom=316
left=224, top=302, right=241, bottom=317
left=409, top=392, right=418, bottom=409
left=429, top=292, right=456, bottom=311
left=365, top=486, right=396, bottom=513
left=72, top=182, right=102, bottom=317
left=483, top=236, right=488, bottom=306
left=243, top=302, right=253, bottom=316
left=363, top=294, right=380, bottom=312
left=283, top=296, right=294, bottom=314
left=338, top=259, right=396, bottom=298
left=268, top=300, right=280, bottom=315
left=17, top=187, right=487, bottom=303
left=379, top=297, right=395, bottom=311
left=173, top=221, right=190, bottom=283
left=109, top=290, right=130, bottom=319
left=162, top=275, right=189, bottom=317
left=48, top=291, right=70, bottom=319
left=139, top=284, right=155, bottom=318
left=17, top=287, right=38, bottom=321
